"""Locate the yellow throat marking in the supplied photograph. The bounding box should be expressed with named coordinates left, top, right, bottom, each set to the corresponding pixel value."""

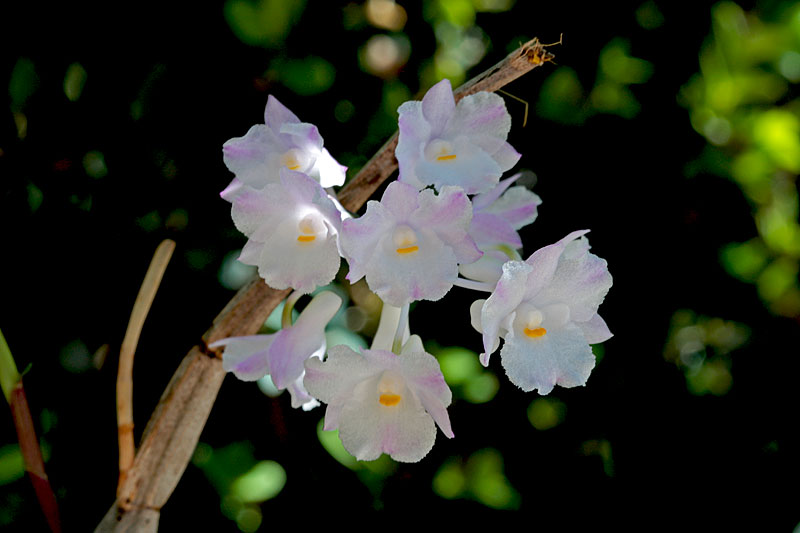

left=396, top=245, right=419, bottom=254
left=436, top=154, right=457, bottom=161
left=524, top=327, right=547, bottom=338
left=379, top=393, right=402, bottom=406
left=297, top=235, right=316, bottom=242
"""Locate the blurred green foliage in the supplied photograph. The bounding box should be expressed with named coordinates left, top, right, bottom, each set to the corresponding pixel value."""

left=432, top=448, right=519, bottom=509
left=224, top=0, right=306, bottom=48
left=538, top=38, right=653, bottom=123
left=193, top=441, right=286, bottom=532
left=681, top=1, right=800, bottom=317
left=430, top=344, right=499, bottom=404
left=527, top=397, right=566, bottom=430
left=664, top=310, right=749, bottom=396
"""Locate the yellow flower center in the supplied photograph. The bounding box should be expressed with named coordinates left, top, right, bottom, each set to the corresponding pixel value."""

left=524, top=327, right=547, bottom=338
left=377, top=371, right=404, bottom=408
left=379, top=394, right=402, bottom=406
left=297, top=213, right=322, bottom=244
left=393, top=225, right=419, bottom=255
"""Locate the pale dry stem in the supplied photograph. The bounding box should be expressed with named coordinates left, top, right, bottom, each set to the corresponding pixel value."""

left=116, top=239, right=176, bottom=498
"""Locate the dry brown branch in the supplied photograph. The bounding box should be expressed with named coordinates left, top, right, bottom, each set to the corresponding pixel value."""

left=97, top=38, right=553, bottom=532
left=116, top=239, right=175, bottom=495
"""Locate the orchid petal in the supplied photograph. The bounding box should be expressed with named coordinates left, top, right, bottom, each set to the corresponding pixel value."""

left=421, top=79, right=456, bottom=137
left=269, top=291, right=341, bottom=389
left=212, top=335, right=275, bottom=381
left=500, top=323, right=595, bottom=394
left=480, top=260, right=533, bottom=365
left=264, top=94, right=301, bottom=129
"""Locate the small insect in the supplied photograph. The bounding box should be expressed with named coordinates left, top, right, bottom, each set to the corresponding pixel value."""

left=521, top=34, right=561, bottom=66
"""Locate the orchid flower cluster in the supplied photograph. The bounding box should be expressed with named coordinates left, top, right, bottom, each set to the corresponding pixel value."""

left=214, top=80, right=613, bottom=463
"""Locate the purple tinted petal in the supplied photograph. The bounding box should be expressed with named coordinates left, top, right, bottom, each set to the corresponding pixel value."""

left=523, top=230, right=590, bottom=299
left=492, top=141, right=522, bottom=172
left=381, top=180, right=420, bottom=221
left=447, top=91, right=511, bottom=139
left=483, top=186, right=542, bottom=230
left=269, top=292, right=341, bottom=389
left=281, top=121, right=324, bottom=151
left=212, top=335, right=276, bottom=381
left=265, top=94, right=301, bottom=129
left=472, top=173, right=523, bottom=211
left=480, top=260, right=532, bottom=365
left=421, top=79, right=455, bottom=136
left=469, top=212, right=522, bottom=248
left=578, top=314, right=613, bottom=344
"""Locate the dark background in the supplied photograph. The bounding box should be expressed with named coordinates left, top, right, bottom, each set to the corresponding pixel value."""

left=2, top=0, right=799, bottom=530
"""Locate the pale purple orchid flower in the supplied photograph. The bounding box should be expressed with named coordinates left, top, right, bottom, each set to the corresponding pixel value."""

left=340, top=180, right=482, bottom=307
left=471, top=230, right=613, bottom=394
left=231, top=168, right=342, bottom=294
left=304, top=339, right=454, bottom=463
left=395, top=79, right=521, bottom=195
left=223, top=95, right=346, bottom=190
left=211, top=291, right=342, bottom=410
left=460, top=172, right=543, bottom=284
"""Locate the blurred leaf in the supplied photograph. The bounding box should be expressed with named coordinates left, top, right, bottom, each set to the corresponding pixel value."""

left=598, top=38, right=653, bottom=85
left=435, top=0, right=476, bottom=27
left=230, top=460, right=286, bottom=503
left=224, top=0, right=306, bottom=48
left=0, top=445, right=25, bottom=485
left=757, top=257, right=798, bottom=302
left=82, top=150, right=108, bottom=179
left=635, top=0, right=664, bottom=30
left=472, top=0, right=515, bottom=12
left=536, top=67, right=586, bottom=124
left=193, top=441, right=256, bottom=494
left=63, top=63, right=87, bottom=102
left=462, top=372, right=498, bottom=403
left=721, top=240, right=769, bottom=282
left=437, top=346, right=481, bottom=385
left=527, top=397, right=566, bottom=430
left=686, top=358, right=733, bottom=396
left=26, top=182, right=43, bottom=213
left=9, top=58, right=38, bottom=112
left=752, top=109, right=800, bottom=172
left=432, top=448, right=519, bottom=509
left=432, top=458, right=467, bottom=499
left=590, top=82, right=640, bottom=118
left=317, top=421, right=358, bottom=469
left=469, top=448, right=519, bottom=509
left=581, top=439, right=614, bottom=477
left=277, top=56, right=335, bottom=96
